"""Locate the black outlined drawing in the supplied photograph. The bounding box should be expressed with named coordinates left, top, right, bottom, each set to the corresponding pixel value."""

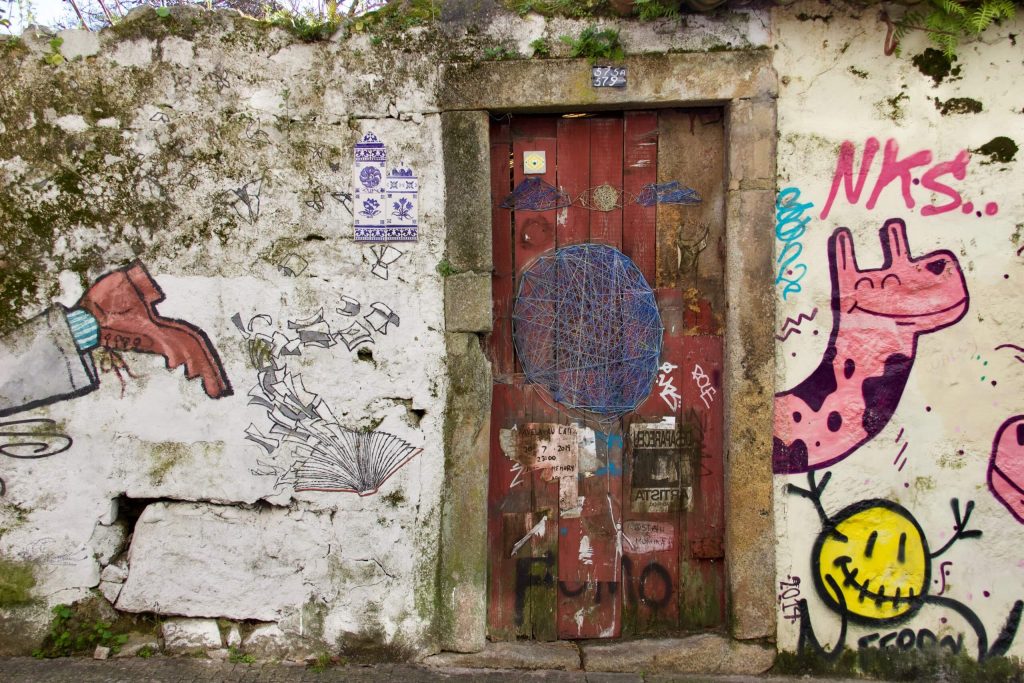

left=149, top=111, right=170, bottom=123
left=227, top=179, right=262, bottom=224
left=337, top=296, right=361, bottom=317
left=0, top=418, right=74, bottom=497
left=369, top=245, right=404, bottom=280
left=236, top=312, right=421, bottom=496
left=205, top=67, right=230, bottom=93
left=330, top=191, right=354, bottom=216
left=242, top=116, right=271, bottom=146
left=278, top=253, right=308, bottom=277
left=364, top=303, right=400, bottom=335
left=338, top=321, right=373, bottom=351
left=305, top=186, right=327, bottom=213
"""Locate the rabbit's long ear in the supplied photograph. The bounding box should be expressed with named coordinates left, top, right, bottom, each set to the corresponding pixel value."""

left=879, top=218, right=910, bottom=266
left=830, top=227, right=858, bottom=275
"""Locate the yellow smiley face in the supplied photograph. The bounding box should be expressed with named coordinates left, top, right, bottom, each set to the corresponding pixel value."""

left=814, top=500, right=930, bottom=623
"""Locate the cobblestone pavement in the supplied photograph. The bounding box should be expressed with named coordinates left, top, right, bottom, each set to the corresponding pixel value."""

left=0, top=657, right=867, bottom=683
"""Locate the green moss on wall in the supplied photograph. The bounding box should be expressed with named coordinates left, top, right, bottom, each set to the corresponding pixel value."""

left=147, top=442, right=192, bottom=485
left=0, top=559, right=36, bottom=606
left=0, top=54, right=169, bottom=332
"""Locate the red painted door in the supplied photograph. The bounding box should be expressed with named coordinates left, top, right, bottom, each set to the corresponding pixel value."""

left=487, top=110, right=726, bottom=641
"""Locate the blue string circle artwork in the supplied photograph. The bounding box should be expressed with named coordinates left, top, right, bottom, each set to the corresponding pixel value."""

left=513, top=244, right=663, bottom=418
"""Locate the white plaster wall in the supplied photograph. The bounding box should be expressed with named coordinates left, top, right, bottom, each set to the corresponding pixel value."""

left=773, top=1, right=1024, bottom=659
left=0, top=17, right=447, bottom=653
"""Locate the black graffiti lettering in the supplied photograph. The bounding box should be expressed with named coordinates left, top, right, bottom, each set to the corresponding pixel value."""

left=556, top=580, right=619, bottom=603
left=858, top=633, right=879, bottom=649
left=557, top=580, right=587, bottom=598
left=594, top=580, right=618, bottom=604
left=858, top=628, right=963, bottom=656
left=940, top=633, right=964, bottom=655
left=514, top=552, right=554, bottom=626
left=916, top=629, right=937, bottom=650
left=896, top=628, right=916, bottom=651
left=621, top=555, right=637, bottom=605
left=561, top=556, right=674, bottom=611
left=639, top=562, right=673, bottom=608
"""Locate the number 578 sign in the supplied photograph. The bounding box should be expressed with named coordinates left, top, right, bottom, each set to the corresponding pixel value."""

left=591, top=65, right=627, bottom=88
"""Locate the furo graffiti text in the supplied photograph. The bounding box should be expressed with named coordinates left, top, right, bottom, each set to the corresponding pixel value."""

left=775, top=187, right=812, bottom=300
left=820, top=137, right=997, bottom=220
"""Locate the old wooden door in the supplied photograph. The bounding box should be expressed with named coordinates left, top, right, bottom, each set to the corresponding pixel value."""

left=487, top=110, right=726, bottom=640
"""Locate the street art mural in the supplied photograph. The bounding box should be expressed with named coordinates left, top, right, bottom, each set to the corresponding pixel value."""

left=774, top=90, right=1022, bottom=663
left=988, top=416, right=1024, bottom=524
left=787, top=472, right=1023, bottom=662
left=235, top=309, right=421, bottom=495
left=0, top=261, right=232, bottom=494
left=773, top=218, right=969, bottom=474
left=511, top=244, right=663, bottom=419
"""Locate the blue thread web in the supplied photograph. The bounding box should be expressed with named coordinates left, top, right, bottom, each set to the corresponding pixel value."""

left=499, top=177, right=573, bottom=211
left=513, top=244, right=663, bottom=419
left=636, top=181, right=701, bottom=207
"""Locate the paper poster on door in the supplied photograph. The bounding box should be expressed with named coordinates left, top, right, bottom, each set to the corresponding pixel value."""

left=630, top=420, right=686, bottom=513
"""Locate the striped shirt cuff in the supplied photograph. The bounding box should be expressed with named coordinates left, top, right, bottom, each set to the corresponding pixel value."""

left=66, top=308, right=99, bottom=351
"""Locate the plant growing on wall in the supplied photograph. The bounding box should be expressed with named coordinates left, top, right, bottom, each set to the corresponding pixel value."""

left=559, top=25, right=625, bottom=60
left=633, top=0, right=678, bottom=20
left=891, top=0, right=1016, bottom=58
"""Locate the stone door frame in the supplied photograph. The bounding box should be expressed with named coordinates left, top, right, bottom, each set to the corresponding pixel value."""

left=437, top=51, right=778, bottom=652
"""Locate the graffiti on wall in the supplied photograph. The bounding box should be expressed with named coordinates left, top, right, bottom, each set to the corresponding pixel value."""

left=788, top=472, right=1023, bottom=661
left=0, top=261, right=232, bottom=419
left=988, top=416, right=1024, bottom=524
left=775, top=187, right=813, bottom=300
left=0, top=261, right=231, bottom=494
left=819, top=137, right=996, bottom=221
left=235, top=310, right=421, bottom=495
left=773, top=218, right=969, bottom=474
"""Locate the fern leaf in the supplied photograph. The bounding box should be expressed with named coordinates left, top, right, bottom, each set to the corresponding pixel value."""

left=934, top=31, right=958, bottom=58
left=968, top=5, right=997, bottom=33
left=935, top=0, right=968, bottom=18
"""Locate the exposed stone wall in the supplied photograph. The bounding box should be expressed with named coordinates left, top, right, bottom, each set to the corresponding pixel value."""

left=0, top=0, right=1022, bottom=667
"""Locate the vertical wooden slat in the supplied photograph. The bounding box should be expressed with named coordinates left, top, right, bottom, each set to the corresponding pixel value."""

left=513, top=117, right=559, bottom=271
left=525, top=384, right=560, bottom=641
left=488, top=383, right=535, bottom=640
left=589, top=117, right=624, bottom=248
left=504, top=509, right=557, bottom=640
left=490, top=120, right=515, bottom=380
left=556, top=117, right=591, bottom=247
left=677, top=335, right=726, bottom=630
left=654, top=109, right=725, bottom=315
left=556, top=423, right=624, bottom=639
left=621, top=289, right=684, bottom=636
left=622, top=111, right=659, bottom=284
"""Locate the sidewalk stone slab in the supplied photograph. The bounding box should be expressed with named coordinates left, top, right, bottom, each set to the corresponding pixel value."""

left=585, top=673, right=644, bottom=683
left=581, top=634, right=774, bottom=675
left=424, top=640, right=582, bottom=670
left=0, top=657, right=873, bottom=682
